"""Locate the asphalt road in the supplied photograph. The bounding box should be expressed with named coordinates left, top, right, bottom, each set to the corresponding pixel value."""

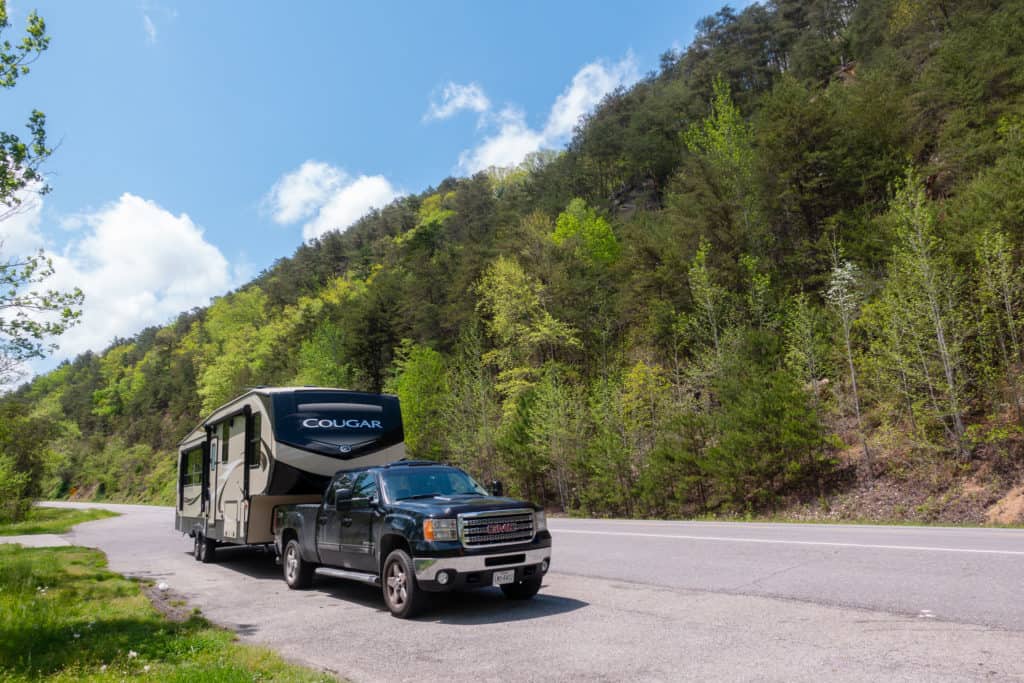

left=36, top=502, right=1024, bottom=682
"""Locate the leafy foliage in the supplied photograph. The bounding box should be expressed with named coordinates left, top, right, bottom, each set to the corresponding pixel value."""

left=7, top=0, right=1024, bottom=518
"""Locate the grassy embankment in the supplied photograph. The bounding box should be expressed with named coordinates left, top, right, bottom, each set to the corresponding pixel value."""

left=0, top=507, right=119, bottom=536
left=0, top=518, right=334, bottom=681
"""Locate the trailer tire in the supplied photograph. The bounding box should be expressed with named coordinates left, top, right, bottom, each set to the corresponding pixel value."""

left=197, top=534, right=217, bottom=564
left=283, top=539, right=313, bottom=589
left=192, top=534, right=201, bottom=561
left=382, top=549, right=424, bottom=619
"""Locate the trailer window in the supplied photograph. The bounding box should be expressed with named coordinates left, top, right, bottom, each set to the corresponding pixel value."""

left=181, top=447, right=203, bottom=487
left=220, top=422, right=230, bottom=463
left=248, top=413, right=261, bottom=468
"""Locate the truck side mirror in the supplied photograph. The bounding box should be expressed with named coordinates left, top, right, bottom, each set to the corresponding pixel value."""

left=334, top=487, right=353, bottom=510
left=490, top=480, right=503, bottom=497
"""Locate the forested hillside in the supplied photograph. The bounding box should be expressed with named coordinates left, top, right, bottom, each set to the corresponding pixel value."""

left=5, top=0, right=1024, bottom=522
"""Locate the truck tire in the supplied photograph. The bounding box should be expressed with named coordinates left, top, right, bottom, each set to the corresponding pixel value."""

left=283, top=539, right=314, bottom=589
left=501, top=577, right=542, bottom=600
left=197, top=534, right=217, bottom=564
left=382, top=549, right=424, bottom=619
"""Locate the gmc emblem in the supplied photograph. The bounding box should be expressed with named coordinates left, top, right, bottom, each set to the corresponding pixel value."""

left=486, top=522, right=516, bottom=534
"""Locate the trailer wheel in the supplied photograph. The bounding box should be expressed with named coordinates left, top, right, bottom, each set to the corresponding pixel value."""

left=192, top=534, right=201, bottom=561
left=382, top=549, right=424, bottom=619
left=283, top=539, right=313, bottom=589
left=197, top=534, right=217, bottom=564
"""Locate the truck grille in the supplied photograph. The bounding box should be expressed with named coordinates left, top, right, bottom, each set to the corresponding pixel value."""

left=459, top=509, right=535, bottom=548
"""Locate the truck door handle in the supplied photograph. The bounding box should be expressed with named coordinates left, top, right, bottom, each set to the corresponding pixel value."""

left=342, top=518, right=353, bottom=527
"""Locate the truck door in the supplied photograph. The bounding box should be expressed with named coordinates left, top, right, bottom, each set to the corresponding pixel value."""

left=339, top=472, right=379, bottom=573
left=317, top=474, right=351, bottom=567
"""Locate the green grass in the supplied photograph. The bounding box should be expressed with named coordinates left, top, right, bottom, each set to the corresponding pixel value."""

left=0, top=546, right=335, bottom=682
left=0, top=508, right=120, bottom=536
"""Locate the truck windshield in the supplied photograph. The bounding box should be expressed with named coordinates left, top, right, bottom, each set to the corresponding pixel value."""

left=380, top=467, right=489, bottom=501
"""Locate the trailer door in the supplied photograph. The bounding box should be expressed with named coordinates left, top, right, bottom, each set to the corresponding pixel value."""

left=206, top=435, right=219, bottom=528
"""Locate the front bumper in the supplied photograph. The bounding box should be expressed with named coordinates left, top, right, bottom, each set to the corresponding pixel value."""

left=414, top=547, right=551, bottom=591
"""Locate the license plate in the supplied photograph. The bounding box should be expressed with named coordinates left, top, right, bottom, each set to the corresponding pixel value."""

left=492, top=570, right=515, bottom=586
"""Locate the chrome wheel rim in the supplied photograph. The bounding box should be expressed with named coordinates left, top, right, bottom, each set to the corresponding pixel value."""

left=285, top=546, right=298, bottom=582
left=386, top=560, right=407, bottom=606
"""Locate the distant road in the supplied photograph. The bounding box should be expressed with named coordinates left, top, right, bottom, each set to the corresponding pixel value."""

left=550, top=517, right=1024, bottom=631
left=41, top=502, right=1024, bottom=682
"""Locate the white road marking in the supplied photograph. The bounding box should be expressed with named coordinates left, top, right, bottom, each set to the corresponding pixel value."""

left=553, top=529, right=1024, bottom=556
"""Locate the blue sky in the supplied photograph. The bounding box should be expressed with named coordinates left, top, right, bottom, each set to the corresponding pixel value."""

left=1, top=0, right=733, bottom=373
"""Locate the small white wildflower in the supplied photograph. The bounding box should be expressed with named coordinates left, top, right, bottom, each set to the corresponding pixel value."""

left=100, top=664, right=107, bottom=672
left=73, top=633, right=80, bottom=639
left=143, top=665, right=151, bottom=672
left=128, top=650, right=138, bottom=659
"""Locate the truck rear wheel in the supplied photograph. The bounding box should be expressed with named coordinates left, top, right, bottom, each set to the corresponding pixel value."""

left=283, top=539, right=314, bottom=589
left=501, top=577, right=542, bottom=600
left=382, top=549, right=424, bottom=619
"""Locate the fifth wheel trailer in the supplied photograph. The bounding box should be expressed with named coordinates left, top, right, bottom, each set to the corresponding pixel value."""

left=175, top=387, right=405, bottom=560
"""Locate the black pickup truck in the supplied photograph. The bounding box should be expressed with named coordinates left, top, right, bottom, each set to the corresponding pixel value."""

left=273, top=460, right=552, bottom=618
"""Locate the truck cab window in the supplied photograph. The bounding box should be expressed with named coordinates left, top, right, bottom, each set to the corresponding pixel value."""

left=352, top=472, right=378, bottom=502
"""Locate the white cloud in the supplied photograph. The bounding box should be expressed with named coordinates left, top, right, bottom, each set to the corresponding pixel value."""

left=0, top=195, right=45, bottom=255
left=264, top=160, right=345, bottom=224
left=425, top=82, right=491, bottom=122
left=301, top=175, right=401, bottom=240
left=264, top=161, right=402, bottom=240
left=143, top=14, right=157, bottom=44
left=457, top=107, right=544, bottom=174
left=543, top=57, right=637, bottom=140
left=456, top=54, right=639, bottom=174
left=38, top=193, right=235, bottom=359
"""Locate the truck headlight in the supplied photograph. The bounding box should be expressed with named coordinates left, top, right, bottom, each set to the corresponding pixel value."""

left=423, top=518, right=458, bottom=542
left=535, top=510, right=547, bottom=532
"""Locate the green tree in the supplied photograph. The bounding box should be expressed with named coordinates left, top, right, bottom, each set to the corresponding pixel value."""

left=0, top=400, right=59, bottom=521
left=684, top=75, right=765, bottom=253
left=705, top=331, right=832, bottom=509
left=687, top=238, right=728, bottom=359
left=0, top=1, right=81, bottom=385
left=885, top=170, right=969, bottom=457
left=443, top=323, right=501, bottom=482
left=974, top=227, right=1023, bottom=424
left=526, top=366, right=584, bottom=511
left=476, top=256, right=579, bottom=412
left=552, top=198, right=620, bottom=265
left=389, top=341, right=448, bottom=460
left=825, top=257, right=871, bottom=471
left=784, top=292, right=829, bottom=411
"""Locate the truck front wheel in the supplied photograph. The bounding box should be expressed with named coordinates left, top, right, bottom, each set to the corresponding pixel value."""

left=283, top=539, right=313, bottom=589
left=382, top=549, right=424, bottom=619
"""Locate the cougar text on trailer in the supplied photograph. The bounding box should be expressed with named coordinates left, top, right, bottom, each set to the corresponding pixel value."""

left=175, top=387, right=405, bottom=561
